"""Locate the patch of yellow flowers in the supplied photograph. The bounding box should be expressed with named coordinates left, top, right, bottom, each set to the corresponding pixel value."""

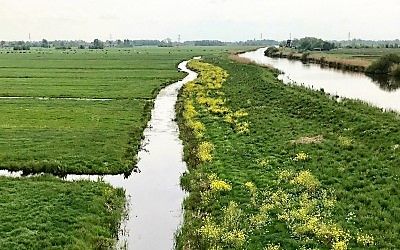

left=198, top=202, right=246, bottom=249
left=197, top=141, right=214, bottom=162
left=291, top=170, right=320, bottom=191
left=338, top=136, right=354, bottom=148
left=182, top=60, right=376, bottom=249
left=294, top=151, right=309, bottom=161
left=186, top=60, right=250, bottom=135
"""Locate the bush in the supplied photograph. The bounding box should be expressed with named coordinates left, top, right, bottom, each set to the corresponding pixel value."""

left=13, top=45, right=30, bottom=51
left=264, top=47, right=279, bottom=57
left=389, top=64, right=400, bottom=78
left=301, top=52, right=310, bottom=61
left=366, top=54, right=400, bottom=74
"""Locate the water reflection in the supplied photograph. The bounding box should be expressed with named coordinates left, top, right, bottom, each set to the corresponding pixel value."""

left=240, top=48, right=400, bottom=112
left=369, top=74, right=400, bottom=91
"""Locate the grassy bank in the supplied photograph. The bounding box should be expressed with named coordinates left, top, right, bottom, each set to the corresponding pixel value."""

left=177, top=55, right=399, bottom=249
left=266, top=47, right=400, bottom=73
left=0, top=176, right=125, bottom=249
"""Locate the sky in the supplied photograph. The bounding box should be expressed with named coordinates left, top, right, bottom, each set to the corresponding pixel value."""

left=0, top=0, right=399, bottom=42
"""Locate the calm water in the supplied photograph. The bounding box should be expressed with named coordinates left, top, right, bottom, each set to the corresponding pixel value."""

left=68, top=60, right=198, bottom=250
left=0, top=60, right=198, bottom=250
left=240, top=48, right=400, bottom=112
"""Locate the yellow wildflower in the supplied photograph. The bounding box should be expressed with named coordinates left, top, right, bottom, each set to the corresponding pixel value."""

left=197, top=141, right=214, bottom=162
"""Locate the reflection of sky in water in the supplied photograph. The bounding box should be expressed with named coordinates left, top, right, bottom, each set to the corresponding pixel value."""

left=241, top=48, right=400, bottom=112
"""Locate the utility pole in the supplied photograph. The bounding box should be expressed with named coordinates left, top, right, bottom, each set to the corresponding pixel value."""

left=260, top=33, right=263, bottom=40
left=178, top=34, right=181, bottom=44
left=29, top=33, right=31, bottom=42
left=348, top=32, right=351, bottom=41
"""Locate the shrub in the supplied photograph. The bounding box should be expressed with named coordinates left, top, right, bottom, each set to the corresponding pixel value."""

left=389, top=64, right=400, bottom=78
left=264, top=47, right=279, bottom=57
left=301, top=52, right=310, bottom=62
left=366, top=54, right=400, bottom=74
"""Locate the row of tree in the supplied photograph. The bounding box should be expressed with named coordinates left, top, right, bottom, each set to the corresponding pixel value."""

left=284, top=37, right=335, bottom=51
left=0, top=39, right=280, bottom=49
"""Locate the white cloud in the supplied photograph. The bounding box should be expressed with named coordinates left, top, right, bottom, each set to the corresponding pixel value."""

left=0, top=0, right=399, bottom=41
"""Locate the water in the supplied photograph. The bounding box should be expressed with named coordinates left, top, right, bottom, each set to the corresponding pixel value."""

left=0, top=60, right=198, bottom=250
left=240, top=48, right=400, bottom=112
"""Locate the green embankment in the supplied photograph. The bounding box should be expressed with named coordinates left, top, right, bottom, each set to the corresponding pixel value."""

left=0, top=176, right=125, bottom=249
left=177, top=55, right=399, bottom=249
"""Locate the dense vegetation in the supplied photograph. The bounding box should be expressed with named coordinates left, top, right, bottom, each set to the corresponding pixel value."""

left=287, top=37, right=335, bottom=51
left=0, top=176, right=125, bottom=249
left=366, top=54, right=400, bottom=76
left=177, top=56, right=400, bottom=249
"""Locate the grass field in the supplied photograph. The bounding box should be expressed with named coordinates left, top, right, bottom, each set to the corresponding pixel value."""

left=177, top=55, right=400, bottom=249
left=0, top=98, right=148, bottom=174
left=0, top=46, right=253, bottom=175
left=0, top=46, right=256, bottom=248
left=0, top=175, right=125, bottom=249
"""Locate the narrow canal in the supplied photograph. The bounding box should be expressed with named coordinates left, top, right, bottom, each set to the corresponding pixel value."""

left=0, top=60, right=198, bottom=249
left=67, top=60, right=198, bottom=249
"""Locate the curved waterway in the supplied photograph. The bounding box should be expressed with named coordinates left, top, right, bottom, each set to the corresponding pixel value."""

left=240, top=48, right=400, bottom=112
left=0, top=60, right=198, bottom=250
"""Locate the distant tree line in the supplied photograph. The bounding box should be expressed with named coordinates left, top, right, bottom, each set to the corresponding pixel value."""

left=334, top=39, right=400, bottom=49
left=191, top=40, right=225, bottom=46
left=89, top=39, right=104, bottom=49
left=284, top=37, right=335, bottom=51
left=279, top=38, right=400, bottom=51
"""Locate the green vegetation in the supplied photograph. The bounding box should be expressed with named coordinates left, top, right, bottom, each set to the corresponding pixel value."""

left=290, top=37, right=335, bottom=51
left=366, top=54, right=400, bottom=76
left=0, top=99, right=148, bottom=175
left=0, top=46, right=253, bottom=175
left=0, top=46, right=256, bottom=248
left=0, top=175, right=125, bottom=249
left=177, top=55, right=400, bottom=249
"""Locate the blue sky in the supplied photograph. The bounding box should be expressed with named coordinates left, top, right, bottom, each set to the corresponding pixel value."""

left=0, top=0, right=399, bottom=41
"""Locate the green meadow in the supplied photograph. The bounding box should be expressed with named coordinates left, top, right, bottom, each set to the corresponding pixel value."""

left=177, top=55, right=400, bottom=249
left=0, top=176, right=125, bottom=249
left=0, top=46, right=254, bottom=249
left=0, top=46, right=250, bottom=175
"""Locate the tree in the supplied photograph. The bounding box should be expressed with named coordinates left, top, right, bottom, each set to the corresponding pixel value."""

left=292, top=37, right=335, bottom=51
left=90, top=39, right=104, bottom=49
left=0, top=41, right=5, bottom=48
left=41, top=39, right=49, bottom=48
